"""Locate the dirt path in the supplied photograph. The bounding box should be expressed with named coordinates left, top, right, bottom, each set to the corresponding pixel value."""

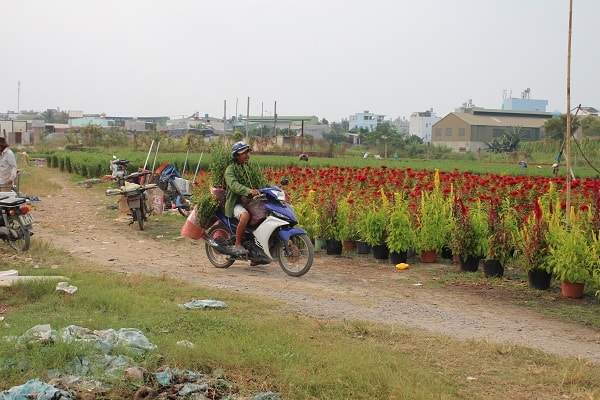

left=31, top=167, right=600, bottom=364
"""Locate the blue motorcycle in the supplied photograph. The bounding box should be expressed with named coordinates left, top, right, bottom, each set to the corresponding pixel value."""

left=205, top=184, right=314, bottom=277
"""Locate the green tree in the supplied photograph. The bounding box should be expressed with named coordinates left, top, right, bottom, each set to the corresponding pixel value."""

left=41, top=108, right=69, bottom=123
left=543, top=114, right=580, bottom=141
left=321, top=132, right=348, bottom=144
left=580, top=115, right=600, bottom=137
left=485, top=126, right=522, bottom=153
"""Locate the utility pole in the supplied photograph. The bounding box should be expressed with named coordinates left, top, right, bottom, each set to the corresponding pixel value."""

left=273, top=101, right=277, bottom=137
left=245, top=96, right=250, bottom=140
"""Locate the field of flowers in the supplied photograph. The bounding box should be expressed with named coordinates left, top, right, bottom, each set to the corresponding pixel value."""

left=264, top=165, right=599, bottom=224
left=192, top=164, right=600, bottom=243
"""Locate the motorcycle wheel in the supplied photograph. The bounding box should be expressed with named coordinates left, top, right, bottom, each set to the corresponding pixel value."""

left=205, top=224, right=235, bottom=268
left=7, top=216, right=31, bottom=251
left=275, top=234, right=314, bottom=277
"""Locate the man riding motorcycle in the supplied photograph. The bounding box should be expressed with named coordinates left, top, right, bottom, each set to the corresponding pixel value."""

left=224, top=141, right=260, bottom=256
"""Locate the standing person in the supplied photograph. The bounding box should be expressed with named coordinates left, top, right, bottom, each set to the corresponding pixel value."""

left=0, top=137, right=17, bottom=192
left=224, top=141, right=260, bottom=255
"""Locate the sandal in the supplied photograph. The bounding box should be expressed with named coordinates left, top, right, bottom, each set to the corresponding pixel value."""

left=230, top=246, right=248, bottom=256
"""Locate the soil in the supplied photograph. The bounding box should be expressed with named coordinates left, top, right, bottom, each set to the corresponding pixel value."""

left=31, top=167, right=600, bottom=364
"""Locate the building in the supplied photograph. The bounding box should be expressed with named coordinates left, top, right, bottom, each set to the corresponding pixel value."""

left=392, top=116, right=410, bottom=136
left=348, top=111, right=385, bottom=132
left=409, top=109, right=441, bottom=143
left=502, top=88, right=548, bottom=112
left=0, top=120, right=33, bottom=145
left=431, top=108, right=552, bottom=152
left=68, top=116, right=116, bottom=128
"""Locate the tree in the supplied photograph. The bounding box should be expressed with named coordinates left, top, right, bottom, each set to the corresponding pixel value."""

left=484, top=126, right=523, bottom=153
left=321, top=132, right=349, bottom=144
left=543, top=114, right=580, bottom=141
left=580, top=115, right=600, bottom=137
left=41, top=108, right=69, bottom=124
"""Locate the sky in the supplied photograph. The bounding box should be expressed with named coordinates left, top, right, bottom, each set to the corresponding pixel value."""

left=1, top=0, right=598, bottom=123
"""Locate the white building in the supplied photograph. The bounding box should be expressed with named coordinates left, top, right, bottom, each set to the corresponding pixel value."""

left=409, top=109, right=441, bottom=143
left=348, top=111, right=385, bottom=132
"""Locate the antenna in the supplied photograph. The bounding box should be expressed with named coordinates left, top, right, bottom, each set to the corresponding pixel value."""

left=17, top=81, right=21, bottom=113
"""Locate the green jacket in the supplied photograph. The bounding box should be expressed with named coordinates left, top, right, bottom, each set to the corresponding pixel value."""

left=224, top=163, right=253, bottom=218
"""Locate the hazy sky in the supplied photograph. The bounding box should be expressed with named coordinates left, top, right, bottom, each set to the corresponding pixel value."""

left=1, top=0, right=597, bottom=122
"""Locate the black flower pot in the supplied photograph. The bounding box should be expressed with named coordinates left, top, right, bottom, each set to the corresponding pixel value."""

left=325, top=239, right=343, bottom=255
left=356, top=240, right=371, bottom=254
left=459, top=256, right=480, bottom=272
left=483, top=259, right=504, bottom=278
left=372, top=244, right=389, bottom=260
left=389, top=251, right=408, bottom=264
left=527, top=269, right=552, bottom=290
left=440, top=246, right=453, bottom=260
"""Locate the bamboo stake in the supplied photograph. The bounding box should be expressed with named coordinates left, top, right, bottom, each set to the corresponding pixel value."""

left=143, top=140, right=154, bottom=170
left=565, top=0, right=573, bottom=222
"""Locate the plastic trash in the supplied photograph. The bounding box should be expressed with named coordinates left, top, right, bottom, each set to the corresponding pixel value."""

left=178, top=299, right=227, bottom=309
left=56, top=282, right=78, bottom=294
left=0, top=378, right=73, bottom=400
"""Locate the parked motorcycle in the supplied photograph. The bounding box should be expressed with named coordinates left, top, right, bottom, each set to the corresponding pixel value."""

left=205, top=184, right=314, bottom=277
left=106, top=171, right=157, bottom=231
left=151, top=162, right=191, bottom=217
left=0, top=188, right=34, bottom=251
left=110, top=158, right=130, bottom=187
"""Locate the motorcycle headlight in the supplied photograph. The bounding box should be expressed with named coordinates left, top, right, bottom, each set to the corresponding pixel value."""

left=270, top=189, right=286, bottom=202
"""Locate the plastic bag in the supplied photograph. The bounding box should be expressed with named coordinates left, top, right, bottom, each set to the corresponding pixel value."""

left=180, top=206, right=205, bottom=240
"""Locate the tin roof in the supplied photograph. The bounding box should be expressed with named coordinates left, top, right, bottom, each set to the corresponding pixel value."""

left=450, top=109, right=552, bottom=128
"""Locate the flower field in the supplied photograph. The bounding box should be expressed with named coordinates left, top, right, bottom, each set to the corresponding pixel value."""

left=193, top=164, right=600, bottom=237
left=264, top=165, right=599, bottom=219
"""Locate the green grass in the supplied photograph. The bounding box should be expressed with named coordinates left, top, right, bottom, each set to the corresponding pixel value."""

left=4, top=154, right=600, bottom=398
left=1, top=243, right=600, bottom=399
left=29, top=146, right=600, bottom=180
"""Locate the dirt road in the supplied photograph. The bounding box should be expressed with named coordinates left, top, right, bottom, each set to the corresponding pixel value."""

left=32, top=167, right=600, bottom=364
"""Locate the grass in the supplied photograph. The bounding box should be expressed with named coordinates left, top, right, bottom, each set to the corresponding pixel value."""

left=2, top=161, right=599, bottom=398
left=2, top=250, right=600, bottom=399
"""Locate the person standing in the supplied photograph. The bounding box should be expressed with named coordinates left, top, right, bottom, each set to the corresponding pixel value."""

left=0, top=137, right=17, bottom=191
left=224, top=141, right=260, bottom=255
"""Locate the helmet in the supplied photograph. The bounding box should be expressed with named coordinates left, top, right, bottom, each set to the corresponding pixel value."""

left=231, top=141, right=251, bottom=155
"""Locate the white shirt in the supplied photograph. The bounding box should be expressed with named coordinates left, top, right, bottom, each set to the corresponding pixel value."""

left=0, top=147, right=17, bottom=185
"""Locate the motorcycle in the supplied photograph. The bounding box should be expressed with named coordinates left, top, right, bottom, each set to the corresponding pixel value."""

left=110, top=158, right=131, bottom=188
left=151, top=162, right=192, bottom=217
left=0, top=188, right=34, bottom=251
left=106, top=171, right=157, bottom=231
left=204, top=183, right=314, bottom=277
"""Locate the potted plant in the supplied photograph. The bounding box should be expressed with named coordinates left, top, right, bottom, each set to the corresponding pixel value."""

left=320, top=189, right=343, bottom=255
left=413, top=170, right=453, bottom=262
left=547, top=205, right=592, bottom=298
left=336, top=193, right=359, bottom=251
left=295, top=189, right=320, bottom=242
left=190, top=185, right=219, bottom=229
left=513, top=198, right=552, bottom=290
left=483, top=198, right=518, bottom=277
left=386, top=193, right=416, bottom=264
left=364, top=189, right=390, bottom=260
left=448, top=196, right=488, bottom=272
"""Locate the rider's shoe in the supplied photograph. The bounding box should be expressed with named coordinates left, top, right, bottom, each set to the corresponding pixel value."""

left=250, top=256, right=271, bottom=266
left=230, top=246, right=249, bottom=256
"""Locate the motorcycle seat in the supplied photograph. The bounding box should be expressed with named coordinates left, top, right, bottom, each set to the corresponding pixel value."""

left=0, top=196, right=27, bottom=206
